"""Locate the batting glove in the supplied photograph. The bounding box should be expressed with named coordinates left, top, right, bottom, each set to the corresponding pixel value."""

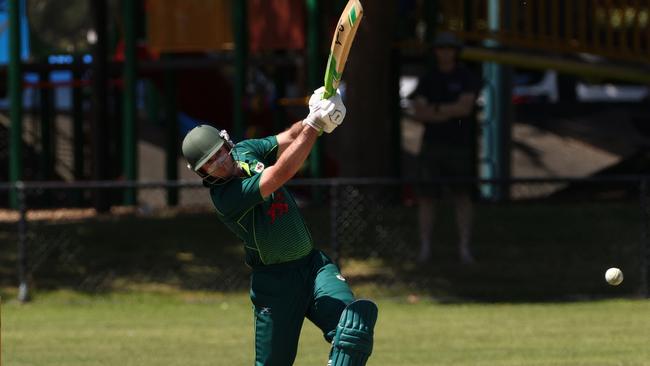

left=303, top=87, right=346, bottom=134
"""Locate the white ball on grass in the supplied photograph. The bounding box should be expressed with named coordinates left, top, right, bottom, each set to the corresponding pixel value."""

left=605, top=267, right=623, bottom=286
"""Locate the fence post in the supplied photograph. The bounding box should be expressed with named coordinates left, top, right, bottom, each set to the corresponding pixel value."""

left=640, top=179, right=649, bottom=298
left=329, top=183, right=340, bottom=264
left=122, top=0, right=138, bottom=206
left=16, top=181, right=30, bottom=303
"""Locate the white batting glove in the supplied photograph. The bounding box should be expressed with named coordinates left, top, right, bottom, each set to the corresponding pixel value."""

left=303, top=87, right=346, bottom=134
left=307, top=87, right=327, bottom=111
left=303, top=112, right=326, bottom=134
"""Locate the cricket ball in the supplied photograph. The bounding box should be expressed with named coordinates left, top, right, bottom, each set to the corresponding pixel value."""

left=605, top=267, right=623, bottom=286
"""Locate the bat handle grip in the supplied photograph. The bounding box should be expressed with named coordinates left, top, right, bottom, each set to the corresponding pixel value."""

left=322, top=85, right=335, bottom=100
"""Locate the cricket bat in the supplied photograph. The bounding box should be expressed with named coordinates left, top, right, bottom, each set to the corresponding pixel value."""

left=322, top=0, right=364, bottom=99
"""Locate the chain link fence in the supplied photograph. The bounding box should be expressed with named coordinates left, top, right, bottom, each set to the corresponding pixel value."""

left=1, top=177, right=649, bottom=302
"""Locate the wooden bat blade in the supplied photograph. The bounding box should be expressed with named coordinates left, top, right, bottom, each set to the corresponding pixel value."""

left=323, top=0, right=364, bottom=99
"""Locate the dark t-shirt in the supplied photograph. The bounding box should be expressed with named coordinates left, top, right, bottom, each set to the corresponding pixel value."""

left=410, top=65, right=478, bottom=146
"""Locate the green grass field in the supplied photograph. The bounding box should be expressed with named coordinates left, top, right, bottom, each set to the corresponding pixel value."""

left=2, top=290, right=650, bottom=366
left=1, top=198, right=649, bottom=364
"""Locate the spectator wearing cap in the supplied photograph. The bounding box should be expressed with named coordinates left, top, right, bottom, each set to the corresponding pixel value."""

left=406, top=32, right=479, bottom=265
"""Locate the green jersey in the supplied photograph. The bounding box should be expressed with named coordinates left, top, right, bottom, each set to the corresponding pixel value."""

left=209, top=136, right=314, bottom=267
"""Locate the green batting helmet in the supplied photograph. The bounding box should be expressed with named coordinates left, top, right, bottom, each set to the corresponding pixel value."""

left=182, top=125, right=227, bottom=172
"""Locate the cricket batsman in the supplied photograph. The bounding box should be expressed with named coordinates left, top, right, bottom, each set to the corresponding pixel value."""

left=181, top=87, right=378, bottom=366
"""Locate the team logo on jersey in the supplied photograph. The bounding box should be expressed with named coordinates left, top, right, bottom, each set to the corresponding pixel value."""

left=254, top=162, right=265, bottom=173
left=267, top=191, right=289, bottom=224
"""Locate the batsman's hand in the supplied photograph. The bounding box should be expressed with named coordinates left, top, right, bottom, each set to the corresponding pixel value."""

left=303, top=87, right=346, bottom=134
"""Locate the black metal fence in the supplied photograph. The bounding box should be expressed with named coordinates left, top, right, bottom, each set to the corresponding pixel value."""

left=0, top=177, right=649, bottom=302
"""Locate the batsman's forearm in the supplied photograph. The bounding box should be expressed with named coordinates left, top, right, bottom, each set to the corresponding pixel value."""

left=285, top=120, right=305, bottom=140
left=274, top=125, right=318, bottom=181
left=276, top=120, right=311, bottom=158
left=260, top=125, right=318, bottom=197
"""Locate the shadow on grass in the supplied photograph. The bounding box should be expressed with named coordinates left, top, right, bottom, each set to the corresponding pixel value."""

left=0, top=200, right=646, bottom=302
left=335, top=200, right=646, bottom=303
left=0, top=213, right=250, bottom=293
